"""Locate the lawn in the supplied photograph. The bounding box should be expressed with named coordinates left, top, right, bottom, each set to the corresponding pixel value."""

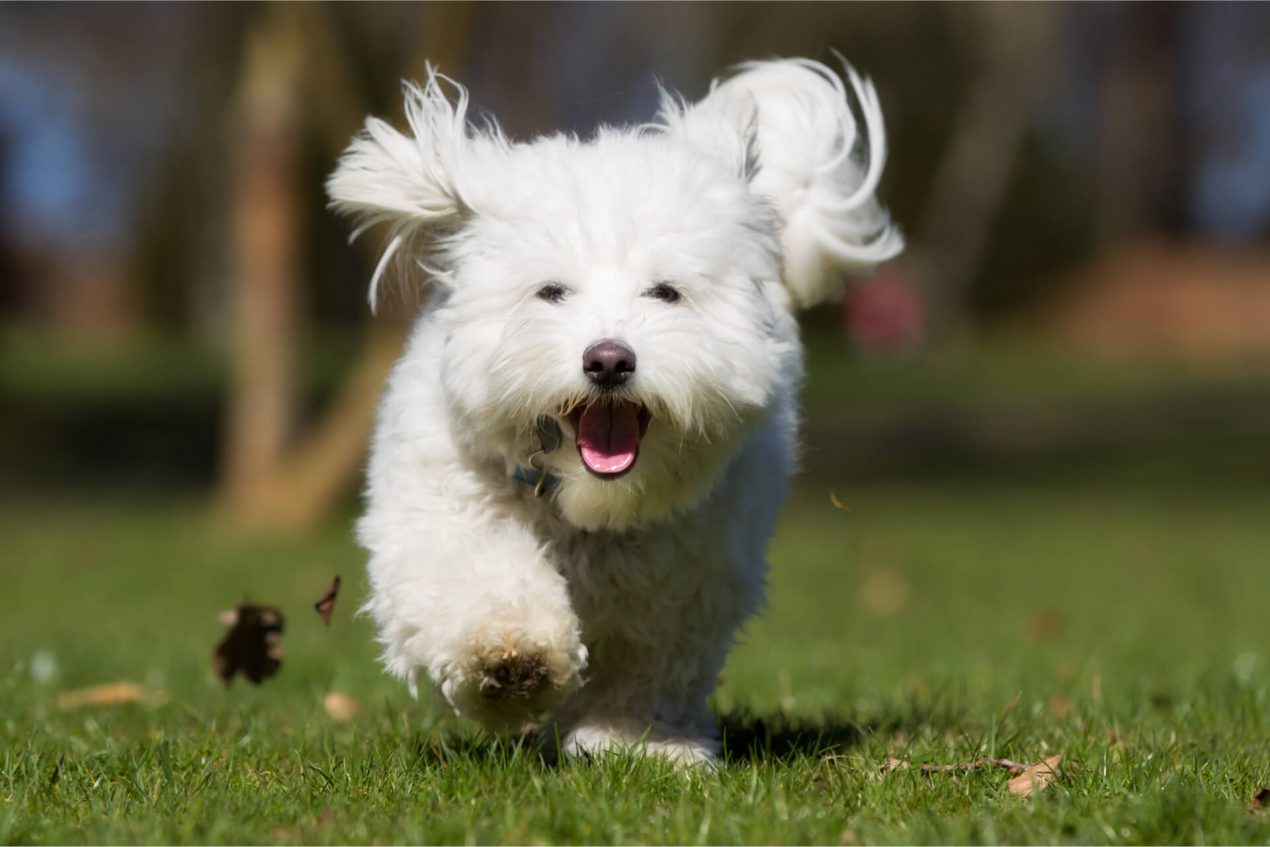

left=2, top=338, right=1269, bottom=844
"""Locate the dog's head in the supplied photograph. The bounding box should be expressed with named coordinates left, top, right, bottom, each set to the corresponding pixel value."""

left=329, top=59, right=901, bottom=531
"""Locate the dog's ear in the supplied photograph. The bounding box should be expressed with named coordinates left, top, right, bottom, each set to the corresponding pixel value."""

left=660, top=57, right=904, bottom=309
left=328, top=66, right=493, bottom=311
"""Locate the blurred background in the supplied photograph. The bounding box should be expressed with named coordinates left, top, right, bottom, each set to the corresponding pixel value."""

left=1, top=3, right=1268, bottom=663
left=2, top=2, right=1269, bottom=528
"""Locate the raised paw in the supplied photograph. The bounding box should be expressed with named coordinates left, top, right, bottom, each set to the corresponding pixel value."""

left=437, top=630, right=586, bottom=731
left=478, top=650, right=551, bottom=700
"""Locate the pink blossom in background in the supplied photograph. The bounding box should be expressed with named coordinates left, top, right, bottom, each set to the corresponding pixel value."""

left=843, top=265, right=925, bottom=355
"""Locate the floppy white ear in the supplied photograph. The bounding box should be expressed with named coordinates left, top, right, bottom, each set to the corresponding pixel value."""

left=661, top=57, right=904, bottom=309
left=327, top=66, right=488, bottom=310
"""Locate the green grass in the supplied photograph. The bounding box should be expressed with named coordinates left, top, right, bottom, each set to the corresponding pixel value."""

left=2, top=477, right=1267, bottom=844
left=2, top=334, right=1269, bottom=843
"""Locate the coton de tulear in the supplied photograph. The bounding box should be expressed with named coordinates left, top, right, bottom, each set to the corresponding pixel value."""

left=327, top=56, right=902, bottom=765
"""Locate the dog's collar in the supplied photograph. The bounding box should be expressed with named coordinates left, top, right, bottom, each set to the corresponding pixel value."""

left=512, top=464, right=560, bottom=495
left=513, top=416, right=564, bottom=497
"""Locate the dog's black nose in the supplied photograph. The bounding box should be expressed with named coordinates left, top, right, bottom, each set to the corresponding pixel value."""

left=582, top=340, right=636, bottom=387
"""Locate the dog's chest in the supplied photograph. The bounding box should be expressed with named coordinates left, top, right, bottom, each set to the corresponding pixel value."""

left=544, top=517, right=731, bottom=644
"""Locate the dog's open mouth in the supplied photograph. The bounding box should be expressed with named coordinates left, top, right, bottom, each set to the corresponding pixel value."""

left=570, top=400, right=651, bottom=479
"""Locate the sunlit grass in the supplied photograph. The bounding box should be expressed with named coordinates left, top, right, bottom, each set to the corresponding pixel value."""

left=2, top=473, right=1267, bottom=844
left=3, top=327, right=1269, bottom=842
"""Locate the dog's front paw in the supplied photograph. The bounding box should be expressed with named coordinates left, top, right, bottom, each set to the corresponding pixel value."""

left=478, top=649, right=552, bottom=700
left=439, top=629, right=586, bottom=731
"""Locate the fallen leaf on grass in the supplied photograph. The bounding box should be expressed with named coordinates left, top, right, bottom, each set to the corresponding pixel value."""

left=861, top=568, right=910, bottom=616
left=57, top=682, right=169, bottom=710
left=1007, top=755, right=1063, bottom=798
left=829, top=491, right=852, bottom=512
left=314, top=575, right=342, bottom=626
left=213, top=603, right=284, bottom=685
left=1251, top=787, right=1270, bottom=815
left=879, top=757, right=910, bottom=773
left=323, top=691, right=359, bottom=721
left=1026, top=607, right=1064, bottom=643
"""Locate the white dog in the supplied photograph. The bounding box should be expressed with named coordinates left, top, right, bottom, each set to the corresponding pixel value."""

left=327, top=57, right=902, bottom=765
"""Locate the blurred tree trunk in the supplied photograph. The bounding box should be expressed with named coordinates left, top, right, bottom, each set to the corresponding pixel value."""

left=1095, top=5, right=1186, bottom=242
left=217, top=5, right=305, bottom=519
left=216, top=2, right=477, bottom=531
left=912, top=4, right=1061, bottom=342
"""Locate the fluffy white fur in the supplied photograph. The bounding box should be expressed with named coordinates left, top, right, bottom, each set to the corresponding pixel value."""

left=328, top=57, right=902, bottom=764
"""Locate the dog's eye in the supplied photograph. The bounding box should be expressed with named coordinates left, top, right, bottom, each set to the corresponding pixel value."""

left=645, top=282, right=681, bottom=304
left=536, top=283, right=567, bottom=304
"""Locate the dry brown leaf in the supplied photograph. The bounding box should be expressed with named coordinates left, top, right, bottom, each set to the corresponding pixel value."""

left=829, top=491, right=852, bottom=512
left=862, top=568, right=909, bottom=616
left=1007, top=755, right=1063, bottom=797
left=880, top=757, right=910, bottom=773
left=314, top=575, right=342, bottom=626
left=323, top=691, right=359, bottom=721
left=1026, top=608, right=1063, bottom=643
left=57, top=682, right=168, bottom=710
left=213, top=603, right=285, bottom=686
left=1251, top=787, right=1270, bottom=815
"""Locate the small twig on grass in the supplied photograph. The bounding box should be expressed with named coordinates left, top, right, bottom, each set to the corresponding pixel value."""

left=873, top=753, right=1065, bottom=797
left=920, top=757, right=1029, bottom=775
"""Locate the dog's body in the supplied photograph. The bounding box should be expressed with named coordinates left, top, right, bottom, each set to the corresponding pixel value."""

left=329, top=57, right=901, bottom=764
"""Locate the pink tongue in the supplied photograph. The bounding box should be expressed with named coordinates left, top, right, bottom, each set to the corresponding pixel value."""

left=577, top=403, right=642, bottom=475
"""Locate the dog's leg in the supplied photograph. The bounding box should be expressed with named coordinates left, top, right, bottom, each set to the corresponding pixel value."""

left=543, top=430, right=786, bottom=767
left=357, top=333, right=590, bottom=732
left=550, top=720, right=720, bottom=768
left=541, top=626, right=736, bottom=767
left=362, top=513, right=587, bottom=731
left=545, top=672, right=724, bottom=767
